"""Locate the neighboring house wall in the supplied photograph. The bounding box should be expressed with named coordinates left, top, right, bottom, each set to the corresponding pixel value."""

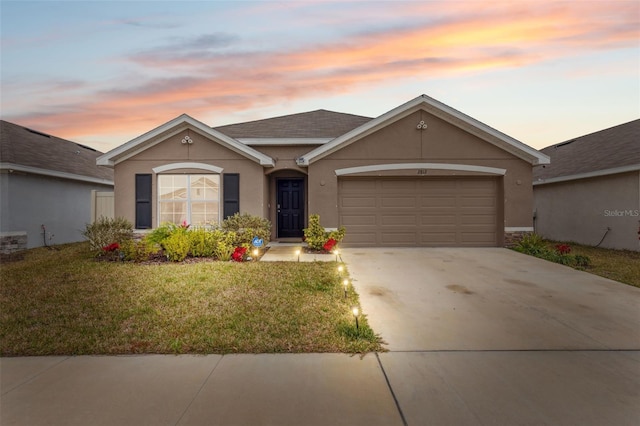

left=534, top=171, right=640, bottom=251
left=0, top=171, right=113, bottom=249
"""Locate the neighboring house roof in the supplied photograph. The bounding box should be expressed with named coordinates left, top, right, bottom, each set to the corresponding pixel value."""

left=0, top=120, right=113, bottom=185
left=533, top=119, right=640, bottom=185
left=298, top=94, right=550, bottom=166
left=97, top=114, right=275, bottom=167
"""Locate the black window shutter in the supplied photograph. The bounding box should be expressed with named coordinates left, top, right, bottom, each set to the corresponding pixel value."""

left=223, top=173, right=240, bottom=219
left=135, top=174, right=152, bottom=229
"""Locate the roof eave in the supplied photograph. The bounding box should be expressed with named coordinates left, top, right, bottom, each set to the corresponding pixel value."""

left=97, top=114, right=275, bottom=168
left=534, top=164, right=640, bottom=186
left=302, top=94, right=549, bottom=166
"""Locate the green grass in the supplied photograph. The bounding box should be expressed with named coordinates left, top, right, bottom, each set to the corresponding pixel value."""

left=0, top=243, right=384, bottom=356
left=545, top=241, right=640, bottom=288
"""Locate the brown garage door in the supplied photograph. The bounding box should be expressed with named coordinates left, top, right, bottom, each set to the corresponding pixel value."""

left=338, top=177, right=498, bottom=247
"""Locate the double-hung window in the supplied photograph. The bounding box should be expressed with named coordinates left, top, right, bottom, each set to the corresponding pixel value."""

left=158, top=174, right=220, bottom=226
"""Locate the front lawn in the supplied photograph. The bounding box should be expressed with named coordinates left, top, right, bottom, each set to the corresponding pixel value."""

left=0, top=243, right=383, bottom=356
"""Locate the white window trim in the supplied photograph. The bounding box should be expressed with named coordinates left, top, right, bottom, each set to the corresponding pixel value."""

left=152, top=162, right=223, bottom=174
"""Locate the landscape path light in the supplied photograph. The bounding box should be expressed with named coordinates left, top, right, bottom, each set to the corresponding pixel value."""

left=352, top=306, right=359, bottom=330
left=343, top=279, right=349, bottom=298
left=295, top=249, right=301, bottom=262
left=338, top=265, right=344, bottom=274
left=252, top=248, right=259, bottom=260
left=333, top=249, right=340, bottom=262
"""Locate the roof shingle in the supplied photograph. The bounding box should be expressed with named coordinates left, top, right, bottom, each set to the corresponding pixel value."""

left=533, top=119, right=640, bottom=181
left=0, top=120, right=113, bottom=182
left=213, top=109, right=372, bottom=139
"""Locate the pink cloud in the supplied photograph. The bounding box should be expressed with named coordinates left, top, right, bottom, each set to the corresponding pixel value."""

left=3, top=1, right=637, bottom=147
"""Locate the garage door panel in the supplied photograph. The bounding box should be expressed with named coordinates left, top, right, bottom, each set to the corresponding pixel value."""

left=420, top=215, right=456, bottom=225
left=460, top=214, right=496, bottom=225
left=339, top=177, right=498, bottom=247
left=460, top=197, right=495, bottom=207
left=382, top=197, right=415, bottom=208
left=341, top=179, right=376, bottom=192
left=346, top=233, right=378, bottom=244
left=341, top=197, right=376, bottom=208
left=381, top=214, right=417, bottom=225
left=420, top=196, right=456, bottom=207
left=381, top=232, right=417, bottom=244
left=419, top=232, right=457, bottom=244
left=341, top=214, right=377, bottom=226
left=381, top=180, right=417, bottom=192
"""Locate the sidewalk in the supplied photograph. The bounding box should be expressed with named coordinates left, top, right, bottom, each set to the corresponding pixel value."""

left=1, top=353, right=402, bottom=426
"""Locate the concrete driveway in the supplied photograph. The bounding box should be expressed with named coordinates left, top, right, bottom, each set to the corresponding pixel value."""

left=342, top=247, right=640, bottom=425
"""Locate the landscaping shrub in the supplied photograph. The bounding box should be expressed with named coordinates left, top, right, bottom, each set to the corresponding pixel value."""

left=83, top=216, right=133, bottom=254
left=514, top=233, right=547, bottom=256
left=303, top=214, right=346, bottom=251
left=213, top=231, right=237, bottom=261
left=121, top=239, right=159, bottom=262
left=514, top=234, right=591, bottom=269
left=163, top=232, right=191, bottom=262
left=304, top=214, right=327, bottom=250
left=221, top=213, right=271, bottom=247
left=188, top=227, right=218, bottom=258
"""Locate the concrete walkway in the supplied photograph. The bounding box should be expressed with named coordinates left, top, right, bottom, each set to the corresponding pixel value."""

left=2, top=248, right=639, bottom=425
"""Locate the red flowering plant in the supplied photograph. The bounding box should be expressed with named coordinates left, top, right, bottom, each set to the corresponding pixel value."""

left=555, top=244, right=571, bottom=255
left=102, top=242, right=120, bottom=252
left=232, top=246, right=247, bottom=262
left=323, top=238, right=337, bottom=252
left=100, top=242, right=121, bottom=261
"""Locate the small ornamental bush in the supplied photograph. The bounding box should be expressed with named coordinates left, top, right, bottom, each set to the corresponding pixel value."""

left=188, top=227, right=217, bottom=258
left=83, top=216, right=133, bottom=254
left=214, top=231, right=237, bottom=261
left=222, top=213, right=271, bottom=247
left=304, top=214, right=347, bottom=251
left=304, top=214, right=328, bottom=251
left=121, top=239, right=159, bottom=262
left=514, top=235, right=591, bottom=269
left=514, top=233, right=547, bottom=256
left=163, top=232, right=191, bottom=262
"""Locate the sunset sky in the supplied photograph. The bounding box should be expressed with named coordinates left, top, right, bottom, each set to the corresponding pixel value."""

left=1, top=0, right=638, bottom=153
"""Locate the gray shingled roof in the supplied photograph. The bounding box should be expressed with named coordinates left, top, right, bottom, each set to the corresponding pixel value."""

left=0, top=120, right=113, bottom=182
left=214, top=109, right=372, bottom=138
left=533, top=119, right=640, bottom=181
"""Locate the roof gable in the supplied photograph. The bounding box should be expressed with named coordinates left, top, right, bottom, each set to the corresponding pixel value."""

left=298, top=95, right=549, bottom=166
left=214, top=109, right=372, bottom=139
left=0, top=120, right=113, bottom=184
left=533, top=119, right=640, bottom=183
left=97, top=114, right=274, bottom=167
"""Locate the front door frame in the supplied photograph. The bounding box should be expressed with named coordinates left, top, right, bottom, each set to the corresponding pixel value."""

left=276, top=177, right=305, bottom=239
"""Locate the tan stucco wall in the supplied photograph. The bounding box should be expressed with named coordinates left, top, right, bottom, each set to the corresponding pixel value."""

left=114, top=128, right=266, bottom=227
left=306, top=110, right=534, bottom=235
left=534, top=171, right=640, bottom=251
